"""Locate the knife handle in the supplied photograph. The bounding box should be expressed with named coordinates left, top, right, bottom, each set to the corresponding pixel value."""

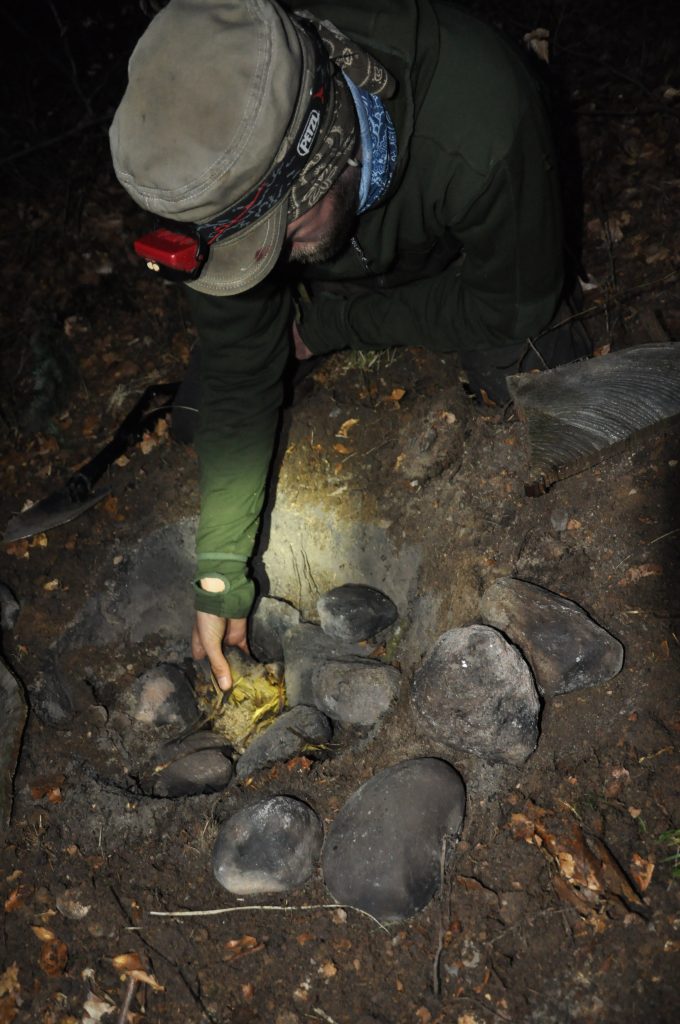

left=67, top=382, right=180, bottom=501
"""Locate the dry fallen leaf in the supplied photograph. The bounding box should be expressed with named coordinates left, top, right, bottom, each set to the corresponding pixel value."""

left=31, top=926, right=56, bottom=942
left=4, top=889, right=24, bottom=913
left=241, top=983, right=255, bottom=1000
left=39, top=938, right=68, bottom=976
left=285, top=756, right=313, bottom=772
left=82, top=992, right=116, bottom=1022
left=43, top=579, right=60, bottom=592
left=223, top=935, right=264, bottom=963
left=336, top=418, right=359, bottom=438
left=333, top=443, right=352, bottom=455
left=31, top=775, right=65, bottom=803
left=4, top=540, right=29, bottom=560
left=112, top=952, right=144, bottom=973
left=102, top=495, right=125, bottom=522
left=630, top=853, right=655, bottom=893
left=524, top=27, right=550, bottom=62
left=0, top=965, right=20, bottom=998
left=389, top=387, right=406, bottom=402
left=0, top=994, right=19, bottom=1023
left=318, top=960, right=337, bottom=978
left=128, top=969, right=164, bottom=991
left=618, top=563, right=663, bottom=586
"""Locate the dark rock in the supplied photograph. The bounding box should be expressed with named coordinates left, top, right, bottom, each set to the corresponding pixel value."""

left=30, top=665, right=76, bottom=726
left=249, top=596, right=301, bottom=661
left=213, top=796, right=323, bottom=895
left=282, top=623, right=363, bottom=706
left=236, top=706, right=331, bottom=779
left=124, top=664, right=198, bottom=728
left=0, top=583, right=20, bottom=632
left=480, top=577, right=624, bottom=696
left=322, top=758, right=465, bottom=921
left=1, top=657, right=27, bottom=828
left=312, top=659, right=401, bottom=726
left=151, top=732, right=233, bottom=797
left=411, top=625, right=540, bottom=765
left=317, top=584, right=398, bottom=642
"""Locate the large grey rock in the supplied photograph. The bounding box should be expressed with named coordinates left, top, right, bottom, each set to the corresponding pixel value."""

left=317, top=584, right=398, bottom=642
left=236, top=706, right=331, bottom=779
left=312, top=659, right=401, bottom=727
left=249, top=596, right=301, bottom=662
left=213, top=796, right=323, bottom=895
left=151, top=732, right=233, bottom=797
left=1, top=658, right=27, bottom=828
left=411, top=625, right=540, bottom=765
left=322, top=758, right=465, bottom=921
left=480, top=577, right=624, bottom=697
left=282, top=623, right=363, bottom=706
left=124, top=664, right=198, bottom=728
left=0, top=583, right=20, bottom=632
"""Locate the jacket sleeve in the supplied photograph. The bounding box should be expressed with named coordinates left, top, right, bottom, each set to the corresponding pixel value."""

left=300, top=110, right=563, bottom=356
left=185, top=278, right=292, bottom=619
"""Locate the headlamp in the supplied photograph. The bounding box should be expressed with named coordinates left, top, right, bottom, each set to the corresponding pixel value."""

left=132, top=21, right=331, bottom=284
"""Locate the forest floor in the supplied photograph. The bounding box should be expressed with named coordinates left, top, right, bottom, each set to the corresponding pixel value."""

left=0, top=2, right=679, bottom=1023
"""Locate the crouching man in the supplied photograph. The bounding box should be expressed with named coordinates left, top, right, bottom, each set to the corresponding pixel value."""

left=109, top=0, right=589, bottom=689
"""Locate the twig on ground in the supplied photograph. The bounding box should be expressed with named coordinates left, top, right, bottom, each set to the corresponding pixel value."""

left=310, top=1009, right=339, bottom=1024
left=148, top=902, right=390, bottom=932
left=116, top=976, right=138, bottom=1024
left=109, top=886, right=217, bottom=1023
left=432, top=833, right=449, bottom=996
left=649, top=528, right=680, bottom=545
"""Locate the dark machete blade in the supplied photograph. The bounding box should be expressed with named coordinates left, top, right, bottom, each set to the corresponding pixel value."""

left=4, top=485, right=111, bottom=543
left=3, top=381, right=179, bottom=545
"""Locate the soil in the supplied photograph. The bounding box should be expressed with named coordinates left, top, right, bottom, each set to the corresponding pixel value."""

left=1, top=3, right=679, bottom=1023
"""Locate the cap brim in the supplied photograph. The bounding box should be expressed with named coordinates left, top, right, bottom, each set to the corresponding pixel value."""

left=186, top=199, right=288, bottom=297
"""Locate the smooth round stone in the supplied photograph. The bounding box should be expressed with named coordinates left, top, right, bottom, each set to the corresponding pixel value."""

left=235, top=706, right=331, bottom=778
left=152, top=733, right=233, bottom=797
left=126, top=664, right=198, bottom=728
left=312, top=660, right=401, bottom=726
left=317, top=584, right=398, bottom=642
left=249, top=596, right=301, bottom=662
left=322, top=758, right=465, bottom=921
left=411, top=625, right=540, bottom=765
left=213, top=796, right=323, bottom=896
left=0, top=582, right=20, bottom=631
left=480, top=576, right=624, bottom=696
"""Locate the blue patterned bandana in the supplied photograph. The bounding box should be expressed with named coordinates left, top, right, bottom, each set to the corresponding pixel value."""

left=343, top=73, right=398, bottom=214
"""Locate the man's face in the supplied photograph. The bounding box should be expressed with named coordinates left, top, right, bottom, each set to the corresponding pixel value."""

left=285, top=163, right=361, bottom=265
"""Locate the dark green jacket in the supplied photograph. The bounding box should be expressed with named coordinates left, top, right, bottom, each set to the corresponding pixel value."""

left=189, top=0, right=563, bottom=618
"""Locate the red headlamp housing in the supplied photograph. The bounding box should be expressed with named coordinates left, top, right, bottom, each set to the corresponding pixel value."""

left=133, top=227, right=208, bottom=282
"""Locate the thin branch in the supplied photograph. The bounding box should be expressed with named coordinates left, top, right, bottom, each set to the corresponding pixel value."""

left=116, top=977, right=138, bottom=1024
left=148, top=902, right=390, bottom=932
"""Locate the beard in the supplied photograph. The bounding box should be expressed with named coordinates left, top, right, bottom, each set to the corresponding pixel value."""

left=287, top=166, right=360, bottom=265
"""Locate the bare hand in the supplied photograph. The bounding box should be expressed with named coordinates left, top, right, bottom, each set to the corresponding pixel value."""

left=192, top=612, right=249, bottom=692
left=292, top=320, right=313, bottom=360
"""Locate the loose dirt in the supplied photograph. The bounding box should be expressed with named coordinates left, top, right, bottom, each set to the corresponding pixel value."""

left=1, top=2, right=679, bottom=1022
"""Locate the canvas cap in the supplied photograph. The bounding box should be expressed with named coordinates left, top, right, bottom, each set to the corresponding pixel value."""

left=110, top=0, right=357, bottom=296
